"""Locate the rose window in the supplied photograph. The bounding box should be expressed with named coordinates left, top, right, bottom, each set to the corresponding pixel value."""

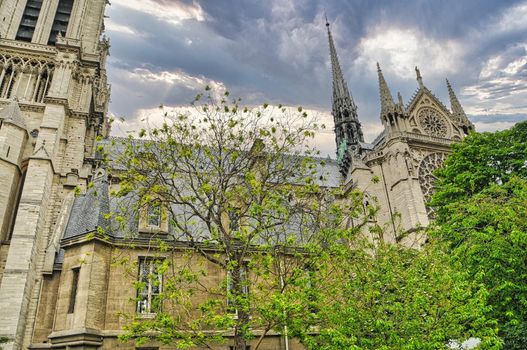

left=418, top=108, right=448, bottom=137
left=418, top=152, right=447, bottom=215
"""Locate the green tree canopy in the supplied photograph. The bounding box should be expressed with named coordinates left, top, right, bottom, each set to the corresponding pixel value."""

left=430, top=121, right=527, bottom=349
left=431, top=121, right=527, bottom=218
left=294, top=240, right=501, bottom=350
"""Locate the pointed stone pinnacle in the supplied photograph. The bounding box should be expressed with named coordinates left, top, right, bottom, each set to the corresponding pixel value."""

left=377, top=63, right=395, bottom=116
left=326, top=18, right=364, bottom=174
left=446, top=78, right=474, bottom=132
left=446, top=78, right=462, bottom=113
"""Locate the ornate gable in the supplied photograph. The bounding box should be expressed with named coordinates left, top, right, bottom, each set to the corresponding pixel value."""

left=406, top=88, right=464, bottom=140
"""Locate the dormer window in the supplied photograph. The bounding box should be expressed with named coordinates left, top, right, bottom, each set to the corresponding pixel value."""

left=147, top=203, right=161, bottom=228
left=139, top=200, right=168, bottom=234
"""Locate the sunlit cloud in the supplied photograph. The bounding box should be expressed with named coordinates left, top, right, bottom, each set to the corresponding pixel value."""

left=473, top=121, right=517, bottom=132
left=354, top=28, right=463, bottom=79
left=111, top=104, right=341, bottom=157
left=104, top=0, right=527, bottom=150
left=105, top=20, right=144, bottom=37
left=110, top=0, right=204, bottom=25
left=488, top=1, right=527, bottom=34
left=462, top=43, right=527, bottom=116
left=128, top=68, right=226, bottom=93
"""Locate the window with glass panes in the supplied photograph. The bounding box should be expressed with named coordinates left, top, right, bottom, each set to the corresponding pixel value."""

left=147, top=203, right=161, bottom=228
left=227, top=260, right=249, bottom=316
left=136, top=257, right=162, bottom=314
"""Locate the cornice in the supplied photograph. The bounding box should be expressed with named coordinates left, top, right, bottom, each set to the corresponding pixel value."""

left=0, top=38, right=56, bottom=58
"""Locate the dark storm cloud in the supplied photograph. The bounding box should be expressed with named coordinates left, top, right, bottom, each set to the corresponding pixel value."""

left=105, top=0, right=527, bottom=147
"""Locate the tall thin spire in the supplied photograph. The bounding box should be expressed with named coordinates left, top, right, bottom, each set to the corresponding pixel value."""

left=377, top=63, right=395, bottom=116
left=326, top=21, right=356, bottom=109
left=326, top=19, right=363, bottom=176
left=446, top=79, right=474, bottom=132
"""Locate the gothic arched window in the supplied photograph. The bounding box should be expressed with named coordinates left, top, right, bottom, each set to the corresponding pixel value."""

left=418, top=152, right=447, bottom=215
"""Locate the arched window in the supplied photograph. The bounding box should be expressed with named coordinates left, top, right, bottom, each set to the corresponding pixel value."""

left=418, top=152, right=447, bottom=216
left=0, top=65, right=15, bottom=98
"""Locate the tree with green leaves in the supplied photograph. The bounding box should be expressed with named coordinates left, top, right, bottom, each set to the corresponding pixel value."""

left=107, top=87, right=367, bottom=350
left=290, top=238, right=502, bottom=350
left=430, top=121, right=527, bottom=349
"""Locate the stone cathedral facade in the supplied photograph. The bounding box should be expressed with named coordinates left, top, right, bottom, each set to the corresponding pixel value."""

left=325, top=21, right=473, bottom=244
left=0, top=0, right=109, bottom=349
left=0, top=2, right=473, bottom=349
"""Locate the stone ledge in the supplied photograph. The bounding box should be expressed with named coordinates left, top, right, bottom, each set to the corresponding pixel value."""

left=47, top=328, right=103, bottom=348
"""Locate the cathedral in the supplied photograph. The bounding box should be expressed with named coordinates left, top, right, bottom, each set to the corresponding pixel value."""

left=0, top=1, right=472, bottom=349
left=324, top=20, right=473, bottom=244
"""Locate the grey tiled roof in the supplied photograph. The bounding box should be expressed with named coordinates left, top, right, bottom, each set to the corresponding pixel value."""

left=0, top=99, right=26, bottom=129
left=97, top=137, right=343, bottom=187
left=63, top=175, right=111, bottom=239
left=56, top=138, right=344, bottom=265
left=311, top=157, right=341, bottom=187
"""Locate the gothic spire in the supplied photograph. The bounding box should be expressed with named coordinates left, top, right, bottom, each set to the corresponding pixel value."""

left=446, top=79, right=464, bottom=115
left=377, top=63, right=395, bottom=116
left=446, top=79, right=474, bottom=132
left=326, top=21, right=356, bottom=110
left=326, top=19, right=363, bottom=176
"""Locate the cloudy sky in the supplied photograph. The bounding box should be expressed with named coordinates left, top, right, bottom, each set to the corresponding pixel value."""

left=104, top=0, right=527, bottom=156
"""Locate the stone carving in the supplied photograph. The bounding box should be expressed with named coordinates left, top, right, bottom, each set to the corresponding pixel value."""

left=0, top=54, right=54, bottom=102
left=418, top=152, right=447, bottom=214
left=418, top=107, right=448, bottom=137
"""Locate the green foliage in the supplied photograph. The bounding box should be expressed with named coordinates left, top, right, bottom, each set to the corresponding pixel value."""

left=112, top=87, right=366, bottom=349
left=431, top=121, right=527, bottom=218
left=430, top=121, right=527, bottom=349
left=110, top=87, right=514, bottom=350
left=295, top=241, right=501, bottom=350
left=432, top=178, right=527, bottom=349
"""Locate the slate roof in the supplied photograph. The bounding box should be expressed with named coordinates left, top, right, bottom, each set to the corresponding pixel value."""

left=97, top=137, right=342, bottom=187
left=63, top=175, right=111, bottom=239
left=56, top=138, right=344, bottom=268
left=0, top=100, right=26, bottom=129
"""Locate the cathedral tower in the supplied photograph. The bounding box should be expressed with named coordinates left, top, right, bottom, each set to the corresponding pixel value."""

left=0, top=1, right=109, bottom=349
left=326, top=20, right=364, bottom=176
